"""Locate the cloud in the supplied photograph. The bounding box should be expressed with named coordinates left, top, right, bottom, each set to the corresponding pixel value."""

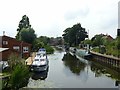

left=0, top=0, right=119, bottom=39
left=64, top=7, right=89, bottom=21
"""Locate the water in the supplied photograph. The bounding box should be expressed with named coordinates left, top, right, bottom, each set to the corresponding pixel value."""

left=27, top=50, right=120, bottom=88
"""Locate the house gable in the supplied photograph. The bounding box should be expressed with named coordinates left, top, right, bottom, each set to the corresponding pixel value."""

left=0, top=35, right=31, bottom=60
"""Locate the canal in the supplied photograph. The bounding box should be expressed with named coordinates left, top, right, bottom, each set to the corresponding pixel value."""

left=26, top=50, right=120, bottom=88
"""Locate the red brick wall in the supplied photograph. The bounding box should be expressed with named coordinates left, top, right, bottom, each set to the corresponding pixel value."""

left=1, top=49, right=19, bottom=61
left=1, top=36, right=31, bottom=60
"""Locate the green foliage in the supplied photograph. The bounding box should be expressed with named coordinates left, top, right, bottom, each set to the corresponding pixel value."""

left=9, top=64, right=30, bottom=90
left=92, top=47, right=99, bottom=52
left=104, top=37, right=120, bottom=57
left=62, top=23, right=88, bottom=46
left=91, top=34, right=120, bottom=57
left=33, top=39, right=44, bottom=51
left=91, top=34, right=103, bottom=47
left=17, top=15, right=30, bottom=31
left=33, top=36, right=50, bottom=51
left=32, top=36, right=55, bottom=53
left=115, top=36, right=120, bottom=50
left=44, top=45, right=54, bottom=54
left=20, top=27, right=36, bottom=44
left=16, top=15, right=36, bottom=45
left=82, top=39, right=92, bottom=45
left=8, top=53, right=22, bottom=70
left=38, top=36, right=50, bottom=45
left=2, top=54, right=30, bottom=89
left=99, top=46, right=106, bottom=54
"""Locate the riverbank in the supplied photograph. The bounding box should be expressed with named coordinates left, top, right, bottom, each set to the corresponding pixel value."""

left=90, top=51, right=120, bottom=69
left=69, top=47, right=120, bottom=69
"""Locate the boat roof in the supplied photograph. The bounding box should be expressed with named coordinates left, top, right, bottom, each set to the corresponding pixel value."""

left=39, top=48, right=46, bottom=51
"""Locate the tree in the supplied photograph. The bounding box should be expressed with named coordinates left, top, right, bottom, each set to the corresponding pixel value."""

left=56, top=37, right=63, bottom=45
left=62, top=27, right=71, bottom=45
left=20, top=27, right=36, bottom=44
left=18, top=15, right=30, bottom=30
left=16, top=15, right=36, bottom=45
left=62, top=23, right=88, bottom=46
left=38, top=36, right=50, bottom=45
left=33, top=38, right=44, bottom=51
left=82, top=39, right=92, bottom=45
left=91, top=34, right=104, bottom=47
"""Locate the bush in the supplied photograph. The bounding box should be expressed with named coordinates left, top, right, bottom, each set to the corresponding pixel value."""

left=2, top=53, right=30, bottom=90
left=8, top=53, right=22, bottom=71
left=44, top=45, right=54, bottom=54
left=9, top=64, right=30, bottom=89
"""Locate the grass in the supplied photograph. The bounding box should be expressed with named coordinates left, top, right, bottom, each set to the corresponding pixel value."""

left=92, top=47, right=99, bottom=52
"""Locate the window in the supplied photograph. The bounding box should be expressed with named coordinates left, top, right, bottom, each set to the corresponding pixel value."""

left=13, top=46, right=19, bottom=51
left=23, top=47, right=29, bottom=53
left=3, top=41, right=8, bottom=45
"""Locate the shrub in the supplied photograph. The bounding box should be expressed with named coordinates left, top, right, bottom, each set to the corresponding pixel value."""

left=2, top=53, right=30, bottom=90
left=44, top=45, right=54, bottom=54
left=8, top=53, right=22, bottom=71
left=9, top=64, right=30, bottom=90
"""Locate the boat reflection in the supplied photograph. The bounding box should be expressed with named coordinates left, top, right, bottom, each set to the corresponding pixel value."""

left=62, top=53, right=86, bottom=75
left=31, top=68, right=49, bottom=80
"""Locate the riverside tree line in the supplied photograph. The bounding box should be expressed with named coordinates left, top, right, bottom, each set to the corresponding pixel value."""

left=15, top=15, right=60, bottom=53
left=62, top=23, right=120, bottom=58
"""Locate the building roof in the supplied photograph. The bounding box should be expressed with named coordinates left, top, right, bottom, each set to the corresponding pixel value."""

left=0, top=48, right=9, bottom=52
left=1, top=35, right=32, bottom=46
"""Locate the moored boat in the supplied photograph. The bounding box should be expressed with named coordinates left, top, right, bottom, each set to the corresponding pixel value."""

left=31, top=48, right=49, bottom=72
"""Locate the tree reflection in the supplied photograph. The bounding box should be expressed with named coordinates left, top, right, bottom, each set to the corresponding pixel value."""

left=62, top=53, right=86, bottom=75
left=91, top=61, right=120, bottom=81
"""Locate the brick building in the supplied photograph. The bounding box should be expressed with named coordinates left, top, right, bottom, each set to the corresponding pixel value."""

left=0, top=35, right=31, bottom=61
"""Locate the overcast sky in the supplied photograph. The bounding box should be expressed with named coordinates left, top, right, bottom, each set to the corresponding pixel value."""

left=0, top=0, right=119, bottom=39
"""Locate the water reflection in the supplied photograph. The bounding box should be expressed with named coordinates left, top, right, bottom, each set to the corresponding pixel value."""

left=62, top=53, right=86, bottom=75
left=26, top=51, right=120, bottom=88
left=31, top=68, right=49, bottom=80
left=91, top=61, right=120, bottom=81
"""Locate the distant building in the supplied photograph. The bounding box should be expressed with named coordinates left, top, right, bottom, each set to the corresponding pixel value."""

left=49, top=37, right=64, bottom=46
left=103, top=34, right=114, bottom=41
left=0, top=35, right=31, bottom=61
